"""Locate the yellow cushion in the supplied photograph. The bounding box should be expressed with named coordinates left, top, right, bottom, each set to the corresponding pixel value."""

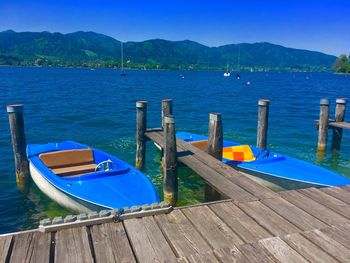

left=223, top=145, right=255, bottom=162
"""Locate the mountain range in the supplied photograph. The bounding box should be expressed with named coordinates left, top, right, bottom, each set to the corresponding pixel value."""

left=0, top=30, right=336, bottom=71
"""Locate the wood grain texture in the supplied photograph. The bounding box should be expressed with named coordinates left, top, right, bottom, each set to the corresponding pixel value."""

left=258, top=237, right=308, bottom=263
left=55, top=227, right=93, bottom=263
left=237, top=201, right=300, bottom=236
left=185, top=252, right=220, bottom=263
left=320, top=186, right=350, bottom=204
left=317, top=99, right=329, bottom=151
left=320, top=224, right=350, bottom=250
left=136, top=101, right=147, bottom=169
left=124, top=217, right=176, bottom=263
left=213, top=247, right=250, bottom=263
left=238, top=243, right=279, bottom=263
left=10, top=232, right=50, bottom=263
left=302, top=229, right=350, bottom=262
left=256, top=100, right=269, bottom=149
left=90, top=223, right=136, bottom=263
left=209, top=202, right=271, bottom=243
left=155, top=209, right=211, bottom=257
left=331, top=99, right=346, bottom=152
left=282, top=232, right=337, bottom=263
left=299, top=188, right=350, bottom=219
left=280, top=190, right=349, bottom=225
left=0, top=236, right=12, bottom=263
left=182, top=205, right=244, bottom=249
left=261, top=196, right=327, bottom=230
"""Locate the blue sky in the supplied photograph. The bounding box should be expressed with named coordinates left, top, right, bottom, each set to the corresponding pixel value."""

left=0, top=0, right=349, bottom=56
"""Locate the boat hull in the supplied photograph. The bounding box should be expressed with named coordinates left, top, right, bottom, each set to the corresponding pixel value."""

left=30, top=162, right=104, bottom=213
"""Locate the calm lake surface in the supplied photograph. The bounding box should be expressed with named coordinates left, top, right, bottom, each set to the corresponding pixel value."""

left=0, top=67, right=349, bottom=234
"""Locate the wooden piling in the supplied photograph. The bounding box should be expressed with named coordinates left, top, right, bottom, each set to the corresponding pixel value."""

left=206, top=112, right=223, bottom=201
left=161, top=99, right=173, bottom=128
left=163, top=114, right=178, bottom=206
left=7, top=104, right=30, bottom=192
left=331, top=98, right=347, bottom=153
left=257, top=99, right=270, bottom=149
left=208, top=113, right=223, bottom=160
left=136, top=101, right=147, bottom=170
left=317, top=99, right=330, bottom=153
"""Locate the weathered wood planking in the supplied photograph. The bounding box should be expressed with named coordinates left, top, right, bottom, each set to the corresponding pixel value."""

left=181, top=205, right=244, bottom=249
left=123, top=216, right=176, bottom=262
left=209, top=202, right=271, bottom=243
left=237, top=201, right=300, bottom=236
left=282, top=232, right=338, bottom=263
left=155, top=209, right=211, bottom=257
left=320, top=186, right=350, bottom=204
left=261, top=196, right=327, bottom=230
left=213, top=247, right=250, bottom=263
left=90, top=223, right=136, bottom=263
left=0, top=236, right=12, bottom=263
left=329, top=121, right=350, bottom=129
left=238, top=243, right=279, bottom=263
left=258, top=236, right=308, bottom=263
left=302, top=229, right=350, bottom=262
left=320, top=224, right=350, bottom=250
left=10, top=232, right=50, bottom=263
left=299, top=188, right=350, bottom=219
left=279, top=189, right=349, bottom=225
left=55, top=227, right=93, bottom=263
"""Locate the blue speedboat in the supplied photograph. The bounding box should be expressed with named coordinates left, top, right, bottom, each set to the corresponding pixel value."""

left=177, top=132, right=350, bottom=189
left=27, top=141, right=159, bottom=213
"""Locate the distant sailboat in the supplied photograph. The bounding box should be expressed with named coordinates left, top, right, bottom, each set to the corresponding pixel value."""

left=224, top=63, right=231, bottom=77
left=120, top=42, right=126, bottom=76
left=235, top=45, right=241, bottom=79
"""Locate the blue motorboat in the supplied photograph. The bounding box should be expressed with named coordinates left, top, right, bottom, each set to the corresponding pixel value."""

left=27, top=141, right=159, bottom=213
left=177, top=132, right=350, bottom=189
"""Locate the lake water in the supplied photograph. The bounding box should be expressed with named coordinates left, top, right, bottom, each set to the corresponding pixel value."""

left=0, top=67, right=349, bottom=234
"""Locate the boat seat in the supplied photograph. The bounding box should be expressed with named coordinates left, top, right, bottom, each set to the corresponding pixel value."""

left=223, top=145, right=256, bottom=162
left=39, top=149, right=96, bottom=177
left=51, top=163, right=97, bottom=177
left=189, top=140, right=208, bottom=151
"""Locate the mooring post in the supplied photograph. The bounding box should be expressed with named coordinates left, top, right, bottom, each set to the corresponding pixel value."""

left=7, top=104, right=30, bottom=193
left=162, top=99, right=173, bottom=129
left=331, top=98, right=347, bottom=153
left=206, top=112, right=223, bottom=201
left=136, top=101, right=147, bottom=170
left=163, top=114, right=178, bottom=206
left=317, top=99, right=330, bottom=153
left=257, top=99, right=270, bottom=149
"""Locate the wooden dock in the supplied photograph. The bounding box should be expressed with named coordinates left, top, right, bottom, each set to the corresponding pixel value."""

left=145, top=129, right=277, bottom=202
left=1, top=185, right=350, bottom=262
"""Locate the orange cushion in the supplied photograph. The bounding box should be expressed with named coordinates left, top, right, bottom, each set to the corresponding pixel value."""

left=223, top=145, right=255, bottom=162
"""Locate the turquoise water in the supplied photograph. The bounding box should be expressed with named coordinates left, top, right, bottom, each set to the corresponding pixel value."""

left=0, top=67, right=349, bottom=234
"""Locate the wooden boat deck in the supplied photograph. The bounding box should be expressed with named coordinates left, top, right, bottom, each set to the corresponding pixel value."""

left=1, top=185, right=350, bottom=262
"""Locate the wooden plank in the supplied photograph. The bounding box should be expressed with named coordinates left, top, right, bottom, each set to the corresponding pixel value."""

left=238, top=243, right=279, bottom=263
left=320, top=224, right=350, bottom=250
left=329, top=121, right=350, bottom=129
left=299, top=188, right=350, bottom=219
left=237, top=201, right=300, bottom=236
left=321, top=186, right=350, bottom=204
left=282, top=232, right=337, bottom=263
left=186, top=252, right=220, bottom=263
left=209, top=202, right=271, bottom=243
left=0, top=236, right=12, bottom=263
left=280, top=190, right=349, bottom=225
left=90, top=223, right=136, bottom=263
left=302, top=229, right=350, bottom=262
left=55, top=227, right=93, bottom=263
left=124, top=216, right=176, bottom=262
left=10, top=232, right=50, bottom=263
left=182, top=205, right=244, bottom=249
left=258, top=237, right=308, bottom=263
left=261, top=196, right=327, bottom=230
left=213, top=247, right=250, bottom=263
left=155, top=209, right=211, bottom=257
